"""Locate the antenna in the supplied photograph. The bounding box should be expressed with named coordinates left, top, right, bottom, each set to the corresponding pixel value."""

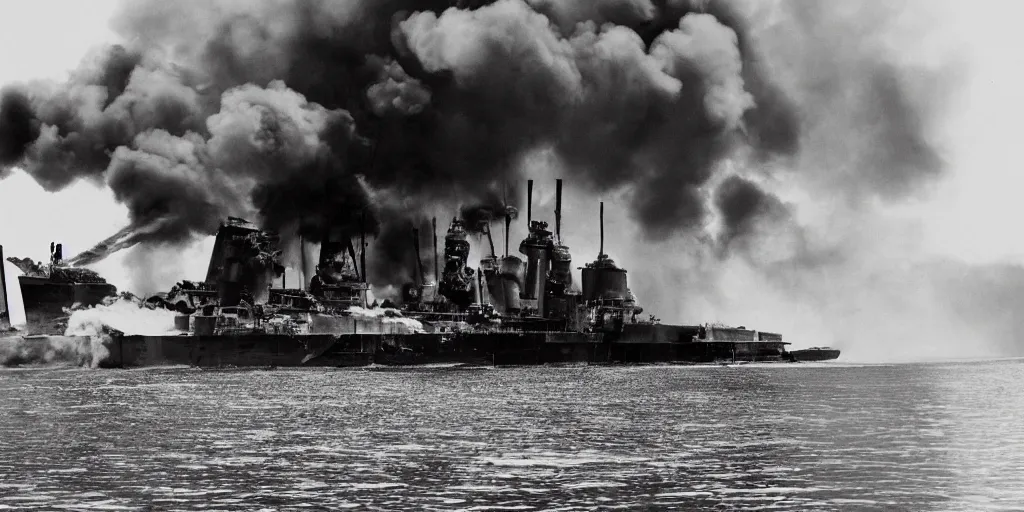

left=599, top=201, right=604, bottom=257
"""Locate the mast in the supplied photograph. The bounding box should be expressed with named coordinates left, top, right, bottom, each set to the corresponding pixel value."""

left=477, top=266, right=485, bottom=305
left=527, top=179, right=533, bottom=226
left=299, top=230, right=306, bottom=290
left=412, top=227, right=426, bottom=287
left=502, top=183, right=510, bottom=257
left=599, top=201, right=604, bottom=257
left=555, top=178, right=562, bottom=242
left=432, top=216, right=439, bottom=284
left=361, top=210, right=368, bottom=284
left=485, top=224, right=497, bottom=258
left=504, top=213, right=512, bottom=257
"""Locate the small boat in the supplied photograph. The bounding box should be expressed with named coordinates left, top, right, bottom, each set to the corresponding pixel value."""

left=789, top=347, right=841, bottom=362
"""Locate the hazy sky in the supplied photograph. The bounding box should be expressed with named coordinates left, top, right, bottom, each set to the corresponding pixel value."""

left=1, top=0, right=1023, bottom=279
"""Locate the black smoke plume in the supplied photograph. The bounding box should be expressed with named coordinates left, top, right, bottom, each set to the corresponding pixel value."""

left=0, top=1, right=792, bottom=251
left=0, top=0, right=953, bottom=297
left=714, top=175, right=790, bottom=251
left=459, top=185, right=520, bottom=233
left=0, top=88, right=39, bottom=169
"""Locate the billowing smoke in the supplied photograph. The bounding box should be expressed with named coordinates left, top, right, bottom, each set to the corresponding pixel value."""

left=1, top=0, right=1017, bottom=360
left=713, top=174, right=792, bottom=254
left=0, top=0, right=792, bottom=268
left=0, top=89, right=38, bottom=170
left=595, top=0, right=1018, bottom=362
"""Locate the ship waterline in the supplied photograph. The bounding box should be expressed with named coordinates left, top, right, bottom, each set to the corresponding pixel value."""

left=2, top=332, right=794, bottom=369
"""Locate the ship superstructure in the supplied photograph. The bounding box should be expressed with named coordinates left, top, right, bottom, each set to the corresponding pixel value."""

left=204, top=217, right=284, bottom=307
left=6, top=242, right=118, bottom=335
left=308, top=225, right=368, bottom=311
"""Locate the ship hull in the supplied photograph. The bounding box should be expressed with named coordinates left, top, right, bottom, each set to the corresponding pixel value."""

left=789, top=348, right=841, bottom=361
left=18, top=276, right=116, bottom=335
left=109, top=334, right=377, bottom=368
left=81, top=332, right=798, bottom=368
left=0, top=335, right=118, bottom=368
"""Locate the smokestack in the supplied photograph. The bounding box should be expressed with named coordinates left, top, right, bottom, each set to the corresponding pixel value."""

left=432, top=217, right=439, bottom=285
left=599, top=201, right=604, bottom=257
left=361, top=210, right=368, bottom=284
left=0, top=245, right=8, bottom=330
left=527, top=179, right=533, bottom=227
left=555, top=178, right=562, bottom=242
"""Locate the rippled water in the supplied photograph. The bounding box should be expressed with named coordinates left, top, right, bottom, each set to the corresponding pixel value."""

left=1, top=360, right=1023, bottom=511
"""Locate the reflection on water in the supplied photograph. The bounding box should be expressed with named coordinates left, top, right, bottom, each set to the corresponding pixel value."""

left=1, top=361, right=1023, bottom=510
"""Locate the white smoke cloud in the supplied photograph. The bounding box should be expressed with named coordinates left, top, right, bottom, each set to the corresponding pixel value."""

left=64, top=298, right=179, bottom=337
left=0, top=335, right=109, bottom=368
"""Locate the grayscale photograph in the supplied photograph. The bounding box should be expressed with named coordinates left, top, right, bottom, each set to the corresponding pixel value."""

left=0, top=0, right=1018, bottom=509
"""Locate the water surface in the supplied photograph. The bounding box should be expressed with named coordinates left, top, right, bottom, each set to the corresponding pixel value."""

left=1, top=361, right=1023, bottom=510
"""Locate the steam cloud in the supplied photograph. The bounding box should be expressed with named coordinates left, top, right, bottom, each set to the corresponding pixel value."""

left=1, top=0, right=1016, bottom=359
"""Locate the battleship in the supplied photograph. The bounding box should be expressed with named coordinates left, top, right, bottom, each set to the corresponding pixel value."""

left=3, top=179, right=839, bottom=367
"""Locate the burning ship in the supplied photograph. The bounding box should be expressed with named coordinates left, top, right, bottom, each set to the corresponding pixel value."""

left=3, top=180, right=838, bottom=367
